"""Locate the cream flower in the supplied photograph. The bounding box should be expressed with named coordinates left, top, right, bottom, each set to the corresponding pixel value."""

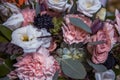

left=45, top=0, right=72, bottom=12
left=11, top=25, right=52, bottom=53
left=77, top=0, right=101, bottom=17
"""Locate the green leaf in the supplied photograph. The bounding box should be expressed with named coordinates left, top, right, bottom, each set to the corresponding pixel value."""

left=0, top=76, right=9, bottom=80
left=0, top=62, right=10, bottom=77
left=69, top=17, right=92, bottom=33
left=52, top=70, right=59, bottom=80
left=87, top=59, right=107, bottom=72
left=88, top=40, right=105, bottom=46
left=35, top=2, right=40, bottom=15
left=0, top=36, right=8, bottom=42
left=61, top=59, right=86, bottom=79
left=0, top=25, right=12, bottom=41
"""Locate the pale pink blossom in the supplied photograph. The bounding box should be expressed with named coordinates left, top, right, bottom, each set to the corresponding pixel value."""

left=88, top=22, right=117, bottom=64
left=62, top=14, right=92, bottom=44
left=21, top=8, right=35, bottom=26
left=8, top=48, right=59, bottom=80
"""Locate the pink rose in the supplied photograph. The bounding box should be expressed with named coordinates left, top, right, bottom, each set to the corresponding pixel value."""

left=21, top=8, right=35, bottom=26
left=62, top=14, right=92, bottom=44
left=8, top=47, right=59, bottom=80
left=88, top=21, right=117, bottom=64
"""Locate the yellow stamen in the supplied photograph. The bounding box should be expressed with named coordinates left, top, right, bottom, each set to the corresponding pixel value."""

left=86, top=2, right=93, bottom=8
left=21, top=34, right=29, bottom=41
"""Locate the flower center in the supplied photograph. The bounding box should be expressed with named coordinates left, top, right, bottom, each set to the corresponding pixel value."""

left=21, top=34, right=29, bottom=41
left=86, top=1, right=94, bottom=8
left=53, top=0, right=59, bottom=3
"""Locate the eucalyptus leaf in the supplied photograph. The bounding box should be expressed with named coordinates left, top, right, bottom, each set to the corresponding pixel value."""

left=35, top=2, right=40, bottom=15
left=87, top=59, right=107, bottom=72
left=0, top=24, right=12, bottom=41
left=88, top=41, right=105, bottom=46
left=0, top=76, right=9, bottom=80
left=69, top=17, right=92, bottom=33
left=61, top=59, right=86, bottom=79
left=52, top=70, right=59, bottom=80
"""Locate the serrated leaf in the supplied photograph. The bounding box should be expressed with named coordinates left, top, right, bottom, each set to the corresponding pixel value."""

left=0, top=25, right=12, bottom=41
left=87, top=59, right=107, bottom=72
left=0, top=36, right=8, bottom=42
left=69, top=17, right=92, bottom=33
left=52, top=70, right=59, bottom=80
left=61, top=59, right=86, bottom=79
left=88, top=40, right=105, bottom=46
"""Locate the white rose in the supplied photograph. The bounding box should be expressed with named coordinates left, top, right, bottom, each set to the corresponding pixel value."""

left=77, top=0, right=101, bottom=17
left=3, top=13, right=24, bottom=30
left=11, top=25, right=52, bottom=53
left=95, top=70, right=115, bottom=80
left=46, top=0, right=72, bottom=12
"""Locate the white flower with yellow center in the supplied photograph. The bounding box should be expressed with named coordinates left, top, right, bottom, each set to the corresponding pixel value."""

left=11, top=25, right=52, bottom=53
left=77, top=0, right=101, bottom=17
left=46, top=0, right=73, bottom=12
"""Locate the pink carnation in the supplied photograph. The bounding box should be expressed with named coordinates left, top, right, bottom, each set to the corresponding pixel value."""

left=62, top=14, right=92, bottom=44
left=88, top=21, right=117, bottom=64
left=21, top=8, right=35, bottom=26
left=8, top=48, right=59, bottom=80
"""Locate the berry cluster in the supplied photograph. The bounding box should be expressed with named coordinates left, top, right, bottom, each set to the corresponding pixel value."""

left=34, top=14, right=54, bottom=31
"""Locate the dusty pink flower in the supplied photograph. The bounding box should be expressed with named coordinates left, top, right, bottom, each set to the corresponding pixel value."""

left=21, top=8, right=35, bottom=26
left=62, top=14, right=92, bottom=44
left=8, top=47, right=59, bottom=80
left=88, top=21, right=117, bottom=64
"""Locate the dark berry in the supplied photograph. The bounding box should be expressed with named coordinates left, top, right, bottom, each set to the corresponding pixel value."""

left=34, top=14, right=54, bottom=31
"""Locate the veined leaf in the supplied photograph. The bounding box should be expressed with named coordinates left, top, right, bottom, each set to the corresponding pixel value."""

left=61, top=59, right=86, bottom=79
left=69, top=17, right=92, bottom=33
left=87, top=59, right=107, bottom=72
left=0, top=25, right=12, bottom=41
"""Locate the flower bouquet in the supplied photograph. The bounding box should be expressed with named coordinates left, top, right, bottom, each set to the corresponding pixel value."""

left=0, top=0, right=120, bottom=80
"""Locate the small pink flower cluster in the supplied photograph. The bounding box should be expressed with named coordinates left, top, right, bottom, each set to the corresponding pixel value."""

left=21, top=8, right=35, bottom=26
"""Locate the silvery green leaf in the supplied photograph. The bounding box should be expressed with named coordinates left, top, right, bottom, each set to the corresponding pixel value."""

left=88, top=40, right=105, bottom=46
left=87, top=59, right=107, bottom=72
left=36, top=2, right=40, bottom=15
left=61, top=59, right=86, bottom=79
left=69, top=17, right=92, bottom=33
left=53, top=70, right=59, bottom=80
